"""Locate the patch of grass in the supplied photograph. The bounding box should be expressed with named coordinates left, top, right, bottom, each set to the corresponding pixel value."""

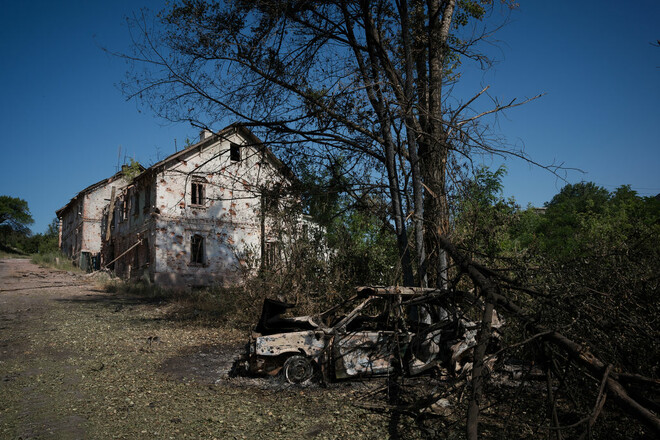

left=192, top=285, right=258, bottom=329
left=102, top=280, right=259, bottom=329
left=30, top=251, right=81, bottom=272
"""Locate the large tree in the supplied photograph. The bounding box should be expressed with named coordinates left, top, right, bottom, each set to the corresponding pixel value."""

left=121, top=0, right=542, bottom=289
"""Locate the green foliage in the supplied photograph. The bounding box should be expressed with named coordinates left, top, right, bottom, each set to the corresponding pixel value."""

left=121, top=158, right=142, bottom=182
left=455, top=171, right=659, bottom=380
left=453, top=166, right=519, bottom=259
left=8, top=218, right=59, bottom=255
left=0, top=213, right=61, bottom=258
left=530, top=186, right=660, bottom=378
left=0, top=195, right=33, bottom=237
left=535, top=182, right=610, bottom=257
left=455, top=0, right=487, bottom=27
left=298, top=158, right=401, bottom=288
left=328, top=208, right=399, bottom=288
left=237, top=158, right=402, bottom=316
left=0, top=195, right=44, bottom=256
left=464, top=178, right=660, bottom=382
left=534, top=182, right=660, bottom=260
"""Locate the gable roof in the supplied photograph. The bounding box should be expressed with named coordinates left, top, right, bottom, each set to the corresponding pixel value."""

left=144, top=123, right=296, bottom=182
left=56, top=124, right=296, bottom=218
left=56, top=164, right=146, bottom=217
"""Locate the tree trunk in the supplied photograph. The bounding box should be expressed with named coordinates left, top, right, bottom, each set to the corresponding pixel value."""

left=384, top=132, right=415, bottom=286
left=358, top=0, right=415, bottom=286
left=399, top=0, right=427, bottom=287
left=423, top=0, right=455, bottom=289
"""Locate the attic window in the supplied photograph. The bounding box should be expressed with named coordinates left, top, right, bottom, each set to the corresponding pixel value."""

left=191, top=234, right=205, bottom=265
left=230, top=143, right=241, bottom=162
left=190, top=178, right=206, bottom=207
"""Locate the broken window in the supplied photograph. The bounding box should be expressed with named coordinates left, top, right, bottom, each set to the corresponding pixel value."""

left=134, top=239, right=149, bottom=268
left=263, top=241, right=280, bottom=269
left=101, top=212, right=107, bottom=234
left=114, top=205, right=120, bottom=228
left=262, top=192, right=279, bottom=214
left=143, top=185, right=151, bottom=212
left=132, top=193, right=139, bottom=217
left=190, top=178, right=206, bottom=207
left=230, top=143, right=241, bottom=162
left=191, top=234, right=205, bottom=265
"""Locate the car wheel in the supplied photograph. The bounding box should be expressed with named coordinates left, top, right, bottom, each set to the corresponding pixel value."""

left=282, top=355, right=314, bottom=384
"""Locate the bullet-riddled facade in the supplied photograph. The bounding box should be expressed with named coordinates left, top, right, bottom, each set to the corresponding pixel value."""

left=101, top=124, right=295, bottom=286
left=56, top=168, right=139, bottom=271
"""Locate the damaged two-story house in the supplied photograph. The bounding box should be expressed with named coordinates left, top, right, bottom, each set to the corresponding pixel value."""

left=98, top=124, right=299, bottom=286
left=56, top=165, right=144, bottom=271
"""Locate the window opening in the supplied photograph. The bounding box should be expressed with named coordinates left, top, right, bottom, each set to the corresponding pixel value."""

left=191, top=234, right=205, bottom=264
left=191, top=179, right=206, bottom=206
left=264, top=241, right=279, bottom=269
left=262, top=192, right=279, bottom=213
left=143, top=185, right=151, bottom=212
left=230, top=143, right=241, bottom=162
left=132, top=193, right=139, bottom=217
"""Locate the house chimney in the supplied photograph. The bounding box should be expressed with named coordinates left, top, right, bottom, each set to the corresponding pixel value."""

left=200, top=129, right=213, bottom=141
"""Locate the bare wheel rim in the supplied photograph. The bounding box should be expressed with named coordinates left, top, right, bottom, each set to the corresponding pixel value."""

left=283, top=355, right=313, bottom=383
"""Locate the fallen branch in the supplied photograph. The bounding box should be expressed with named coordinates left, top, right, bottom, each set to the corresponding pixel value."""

left=617, top=373, right=660, bottom=387
left=578, top=364, right=612, bottom=439
left=436, top=234, right=660, bottom=436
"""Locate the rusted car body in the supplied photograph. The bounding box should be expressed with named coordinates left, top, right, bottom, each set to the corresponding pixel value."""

left=245, top=287, right=451, bottom=383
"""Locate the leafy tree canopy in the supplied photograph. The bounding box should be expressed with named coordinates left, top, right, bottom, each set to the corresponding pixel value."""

left=536, top=182, right=660, bottom=258
left=0, top=195, right=34, bottom=235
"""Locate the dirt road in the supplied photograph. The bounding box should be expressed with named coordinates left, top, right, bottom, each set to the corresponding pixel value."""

left=0, top=259, right=393, bottom=439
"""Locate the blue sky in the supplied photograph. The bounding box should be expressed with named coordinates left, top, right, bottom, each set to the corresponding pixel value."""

left=1, top=1, right=659, bottom=234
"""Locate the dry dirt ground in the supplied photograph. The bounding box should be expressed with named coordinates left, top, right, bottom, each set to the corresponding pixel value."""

left=0, top=259, right=406, bottom=439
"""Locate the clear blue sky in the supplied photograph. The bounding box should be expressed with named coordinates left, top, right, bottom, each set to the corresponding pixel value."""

left=1, top=1, right=659, bottom=234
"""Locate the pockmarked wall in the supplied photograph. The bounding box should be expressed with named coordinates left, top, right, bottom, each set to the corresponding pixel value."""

left=104, top=125, right=296, bottom=286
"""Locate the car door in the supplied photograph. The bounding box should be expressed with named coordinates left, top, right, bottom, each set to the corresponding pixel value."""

left=333, top=330, right=398, bottom=379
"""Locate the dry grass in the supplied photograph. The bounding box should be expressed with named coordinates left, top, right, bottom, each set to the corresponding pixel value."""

left=103, top=279, right=275, bottom=331
left=30, top=251, right=82, bottom=272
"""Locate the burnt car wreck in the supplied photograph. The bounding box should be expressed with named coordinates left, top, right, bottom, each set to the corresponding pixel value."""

left=240, top=286, right=503, bottom=383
